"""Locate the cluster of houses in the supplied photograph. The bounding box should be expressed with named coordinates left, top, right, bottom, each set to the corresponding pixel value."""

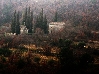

left=1, top=22, right=66, bottom=36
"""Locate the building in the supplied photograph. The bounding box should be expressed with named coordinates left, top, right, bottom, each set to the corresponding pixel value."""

left=48, top=22, right=65, bottom=34
left=20, top=25, right=28, bottom=34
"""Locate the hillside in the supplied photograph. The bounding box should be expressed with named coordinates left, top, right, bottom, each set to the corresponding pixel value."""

left=0, top=0, right=99, bottom=31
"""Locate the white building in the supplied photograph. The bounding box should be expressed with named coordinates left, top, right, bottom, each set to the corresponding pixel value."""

left=48, top=22, right=65, bottom=34
left=20, top=25, right=28, bottom=34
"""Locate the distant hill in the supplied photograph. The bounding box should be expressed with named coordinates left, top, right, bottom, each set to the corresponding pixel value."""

left=0, top=0, right=99, bottom=31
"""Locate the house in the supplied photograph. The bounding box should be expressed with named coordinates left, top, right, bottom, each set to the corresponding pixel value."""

left=20, top=25, right=28, bottom=34
left=48, top=22, right=65, bottom=34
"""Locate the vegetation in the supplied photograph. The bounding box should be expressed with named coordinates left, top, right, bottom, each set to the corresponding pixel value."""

left=35, top=8, right=48, bottom=34
left=0, top=0, right=99, bottom=74
left=22, top=7, right=33, bottom=33
left=11, top=11, right=20, bottom=35
left=0, top=36, right=98, bottom=74
left=0, top=48, right=12, bottom=57
left=53, top=11, right=58, bottom=22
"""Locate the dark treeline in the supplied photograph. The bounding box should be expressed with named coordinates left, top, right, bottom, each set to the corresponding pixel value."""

left=22, top=7, right=33, bottom=33
left=11, top=10, right=20, bottom=35
left=11, top=7, right=49, bottom=34
left=35, top=8, right=48, bottom=34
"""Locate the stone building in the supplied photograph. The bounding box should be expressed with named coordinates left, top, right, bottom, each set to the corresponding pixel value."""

left=48, top=22, right=65, bottom=34
left=20, top=25, right=28, bottom=34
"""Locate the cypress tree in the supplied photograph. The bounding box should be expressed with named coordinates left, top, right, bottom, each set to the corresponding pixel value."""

left=39, top=8, right=43, bottom=29
left=22, top=7, right=33, bottom=34
left=25, top=7, right=28, bottom=29
left=35, top=8, right=49, bottom=34
left=41, top=8, right=43, bottom=25
left=43, top=15, right=48, bottom=34
left=29, top=10, right=33, bottom=33
left=35, top=8, right=43, bottom=29
left=22, top=7, right=27, bottom=26
left=25, top=7, right=28, bottom=23
left=27, top=7, right=33, bottom=33
left=11, top=10, right=16, bottom=34
left=35, top=15, right=39, bottom=29
left=26, top=7, right=30, bottom=29
left=41, top=8, right=44, bottom=29
left=16, top=11, right=20, bottom=35
left=53, top=11, right=58, bottom=22
left=11, top=10, right=20, bottom=35
left=28, top=9, right=33, bottom=33
left=11, top=19, right=15, bottom=33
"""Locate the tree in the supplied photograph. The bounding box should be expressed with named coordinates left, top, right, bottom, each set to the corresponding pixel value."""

left=41, top=8, right=43, bottom=26
left=35, top=16, right=39, bottom=30
left=16, top=58, right=26, bottom=69
left=11, top=10, right=16, bottom=33
left=22, top=7, right=27, bottom=25
left=35, top=8, right=48, bottom=34
left=30, top=10, right=33, bottom=33
left=53, top=11, right=58, bottom=22
left=28, top=9, right=33, bottom=33
left=1, top=4, right=13, bottom=24
left=16, top=11, right=20, bottom=35
left=80, top=53, right=94, bottom=66
left=3, top=36, right=13, bottom=48
left=0, top=48, right=12, bottom=57
left=91, top=0, right=97, bottom=3
left=58, top=39, right=73, bottom=73
left=43, top=15, right=48, bottom=34
left=58, top=39, right=72, bottom=48
left=39, top=8, right=43, bottom=29
left=22, top=7, right=33, bottom=34
left=26, top=6, right=30, bottom=29
left=59, top=47, right=73, bottom=66
left=34, top=56, right=41, bottom=64
left=11, top=10, right=20, bottom=35
left=58, top=39, right=73, bottom=64
left=77, top=41, right=86, bottom=49
left=48, top=59, right=55, bottom=66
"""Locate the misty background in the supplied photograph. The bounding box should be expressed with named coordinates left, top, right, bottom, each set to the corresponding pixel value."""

left=0, top=0, right=98, bottom=31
